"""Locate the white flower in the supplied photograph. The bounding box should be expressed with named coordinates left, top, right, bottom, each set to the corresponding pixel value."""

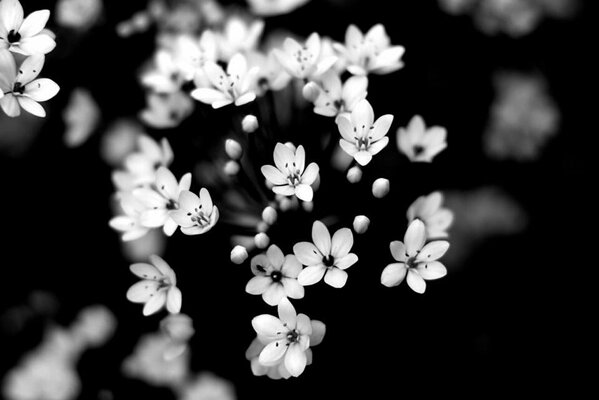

left=109, top=192, right=151, bottom=241
left=260, top=143, right=319, bottom=202
left=126, top=255, right=182, bottom=316
left=191, top=53, right=258, bottom=109
left=336, top=99, right=393, bottom=166
left=407, top=191, right=454, bottom=239
left=55, top=0, right=103, bottom=31
left=247, top=0, right=310, bottom=16
left=294, top=220, right=358, bottom=288
left=179, top=373, right=236, bottom=400
left=215, top=17, right=264, bottom=61
left=70, top=305, right=116, bottom=348
left=63, top=87, right=100, bottom=148
left=141, top=50, right=183, bottom=94
left=311, top=70, right=368, bottom=117
left=140, top=90, right=194, bottom=129
left=247, top=49, right=292, bottom=93
left=381, top=219, right=449, bottom=293
left=0, top=0, right=56, bottom=55
left=171, top=31, right=217, bottom=82
left=0, top=53, right=59, bottom=117
left=246, top=245, right=305, bottom=306
left=273, top=33, right=337, bottom=80
left=334, top=24, right=405, bottom=76
left=397, top=115, right=447, bottom=162
left=169, top=188, right=219, bottom=235
left=134, top=166, right=192, bottom=236
left=250, top=298, right=325, bottom=377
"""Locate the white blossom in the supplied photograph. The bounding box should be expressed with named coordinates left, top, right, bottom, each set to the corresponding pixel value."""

left=397, top=115, right=447, bottom=162
left=109, top=192, right=151, bottom=241
left=140, top=91, right=194, bottom=129
left=311, top=70, right=368, bottom=117
left=407, top=191, right=454, bottom=239
left=336, top=99, right=393, bottom=166
left=55, top=0, right=103, bottom=31
left=170, top=30, right=217, bottom=82
left=381, top=219, right=449, bottom=293
left=273, top=33, right=337, bottom=80
left=126, top=255, right=182, bottom=316
left=0, top=53, right=59, bottom=117
left=215, top=17, right=264, bottom=61
left=261, top=143, right=319, bottom=202
left=246, top=245, right=304, bottom=306
left=63, top=88, right=100, bottom=148
left=294, top=220, right=358, bottom=288
left=0, top=0, right=56, bottom=55
left=169, top=188, right=219, bottom=235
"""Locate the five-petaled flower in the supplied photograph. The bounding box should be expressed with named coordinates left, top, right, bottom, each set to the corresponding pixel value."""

left=334, top=24, right=405, bottom=76
left=126, top=255, right=182, bottom=316
left=336, top=98, right=393, bottom=166
left=381, top=219, right=449, bottom=293
left=0, top=0, right=56, bottom=55
left=397, top=115, right=448, bottom=162
left=246, top=245, right=305, bottom=306
left=407, top=191, right=454, bottom=239
left=191, top=53, right=258, bottom=109
left=0, top=52, right=59, bottom=117
left=261, top=143, right=319, bottom=202
left=311, top=70, right=368, bottom=117
left=250, top=298, right=325, bottom=377
left=169, top=188, right=219, bottom=235
left=273, top=33, right=336, bottom=80
left=294, top=220, right=358, bottom=288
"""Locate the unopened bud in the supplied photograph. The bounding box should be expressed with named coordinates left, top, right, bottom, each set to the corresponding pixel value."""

left=353, top=215, right=370, bottom=234
left=347, top=166, right=362, bottom=183
left=225, top=139, right=243, bottom=160
left=262, top=206, right=278, bottom=225
left=254, top=232, right=270, bottom=249
left=372, top=178, right=390, bottom=198
left=242, top=114, right=259, bottom=133
left=302, top=81, right=320, bottom=102
left=224, top=160, right=240, bottom=176
left=230, top=245, right=248, bottom=264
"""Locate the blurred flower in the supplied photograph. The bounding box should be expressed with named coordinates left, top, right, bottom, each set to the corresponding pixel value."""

left=246, top=244, right=305, bottom=306
left=63, top=88, right=100, bottom=148
left=273, top=33, right=337, bottom=80
left=247, top=0, right=311, bottom=16
left=294, top=220, right=358, bottom=288
left=70, top=305, right=116, bottom=348
left=178, top=372, right=236, bottom=400
left=381, top=219, right=449, bottom=293
left=0, top=53, right=59, bottom=117
left=126, top=254, right=182, bottom=316
left=397, top=115, right=447, bottom=162
left=55, top=0, right=103, bottom=31
left=0, top=0, right=56, bottom=55
left=261, top=143, right=319, bottom=202
left=215, top=16, right=264, bottom=61
left=169, top=188, right=219, bottom=235
left=140, top=91, right=195, bottom=129
left=334, top=24, right=404, bottom=76
left=337, top=99, right=393, bottom=166
left=109, top=192, right=152, bottom=241
left=407, top=191, right=454, bottom=239
left=251, top=298, right=324, bottom=377
left=311, top=70, right=368, bottom=117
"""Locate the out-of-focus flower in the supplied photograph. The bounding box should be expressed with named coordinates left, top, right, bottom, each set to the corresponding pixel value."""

left=0, top=53, right=59, bottom=117
left=141, top=50, right=183, bottom=94
left=126, top=255, right=182, bottom=316
left=397, top=115, right=447, bottom=162
left=407, top=191, right=454, bottom=239
left=55, top=0, right=103, bottom=31
left=191, top=53, right=258, bottom=109
left=248, top=50, right=292, bottom=93
left=171, top=31, right=217, bottom=82
left=334, top=24, right=404, bottom=76
left=100, top=119, right=143, bottom=166
left=178, top=372, right=236, bottom=400
left=63, top=88, right=100, bottom=148
left=70, top=305, right=116, bottom=348
left=161, top=313, right=194, bottom=343
left=247, top=0, right=311, bottom=16
left=483, top=72, right=559, bottom=161
left=0, top=0, right=56, bottom=55
left=246, top=245, right=304, bottom=306
left=215, top=16, right=264, bottom=61
left=381, top=219, right=449, bottom=293
left=294, top=220, right=358, bottom=288
left=273, top=33, right=337, bottom=80
left=169, top=188, right=219, bottom=235
left=251, top=298, right=325, bottom=377
left=261, top=143, right=319, bottom=202
left=140, top=91, right=195, bottom=128
left=337, top=99, right=393, bottom=166
left=109, top=192, right=151, bottom=241
left=311, top=71, right=368, bottom=117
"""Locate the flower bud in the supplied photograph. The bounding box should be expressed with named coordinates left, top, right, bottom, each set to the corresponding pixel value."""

left=372, top=178, right=390, bottom=198
left=347, top=166, right=362, bottom=183
left=230, top=245, right=249, bottom=264
left=225, top=139, right=243, bottom=160
left=254, top=232, right=270, bottom=249
left=224, top=160, right=240, bottom=176
left=353, top=215, right=370, bottom=234
left=262, top=206, right=278, bottom=225
left=242, top=114, right=259, bottom=133
left=302, top=81, right=321, bottom=102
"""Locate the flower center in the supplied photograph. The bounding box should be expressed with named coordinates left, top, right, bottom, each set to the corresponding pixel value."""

left=12, top=82, right=25, bottom=95
left=7, top=30, right=21, bottom=43
left=270, top=270, right=282, bottom=282
left=285, top=162, right=301, bottom=187
left=187, top=207, right=210, bottom=227
left=323, top=255, right=335, bottom=267
left=157, top=277, right=172, bottom=291
left=413, top=145, right=424, bottom=156
left=406, top=256, right=418, bottom=269
left=293, top=47, right=314, bottom=73
left=286, top=329, right=300, bottom=344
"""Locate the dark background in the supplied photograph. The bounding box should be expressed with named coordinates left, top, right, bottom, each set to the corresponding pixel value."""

left=0, top=0, right=593, bottom=398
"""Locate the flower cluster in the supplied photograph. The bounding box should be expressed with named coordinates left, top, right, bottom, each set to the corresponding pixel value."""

left=0, top=0, right=59, bottom=117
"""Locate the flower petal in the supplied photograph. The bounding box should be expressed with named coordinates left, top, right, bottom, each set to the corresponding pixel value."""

left=330, top=227, right=353, bottom=258
left=199, top=188, right=213, bottom=211
left=404, top=219, right=426, bottom=257
left=293, top=242, right=323, bottom=266
left=263, top=284, right=286, bottom=306
left=273, top=142, right=294, bottom=172
left=416, top=241, right=450, bottom=262
left=259, top=340, right=287, bottom=366
left=390, top=240, right=408, bottom=262
left=281, top=278, right=304, bottom=299
left=323, top=267, right=348, bottom=288
left=18, top=34, right=56, bottom=55
left=371, top=114, right=393, bottom=141
left=284, top=344, right=307, bottom=377
left=166, top=287, right=182, bottom=313
left=246, top=276, right=272, bottom=295
left=252, top=314, right=285, bottom=338
left=380, top=263, right=407, bottom=287
left=354, top=150, right=372, bottom=166
left=142, top=290, right=167, bottom=315
left=155, top=167, right=178, bottom=199
left=272, top=185, right=294, bottom=196
left=126, top=280, right=159, bottom=303
left=281, top=255, right=302, bottom=278
left=416, top=261, right=447, bottom=281
left=277, top=298, right=296, bottom=328
left=178, top=190, right=200, bottom=211
left=336, top=114, right=355, bottom=142
left=19, top=10, right=50, bottom=37
left=406, top=269, right=426, bottom=294
left=191, top=87, right=228, bottom=104
left=310, top=320, right=326, bottom=346
left=312, top=220, right=331, bottom=256
left=0, top=0, right=24, bottom=33
left=149, top=255, right=173, bottom=279
left=334, top=253, right=358, bottom=270
left=261, top=165, right=287, bottom=185
left=351, top=99, right=374, bottom=131
left=17, top=96, right=45, bottom=117
left=294, top=184, right=313, bottom=202
left=267, top=245, right=285, bottom=269
left=1, top=95, right=21, bottom=117
left=301, top=163, right=319, bottom=185
left=339, top=138, right=358, bottom=156
left=17, top=55, right=44, bottom=84
left=297, top=265, right=326, bottom=286
left=294, top=145, right=306, bottom=174
left=130, top=263, right=161, bottom=280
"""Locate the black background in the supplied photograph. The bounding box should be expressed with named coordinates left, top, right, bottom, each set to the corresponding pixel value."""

left=0, top=0, right=593, bottom=398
